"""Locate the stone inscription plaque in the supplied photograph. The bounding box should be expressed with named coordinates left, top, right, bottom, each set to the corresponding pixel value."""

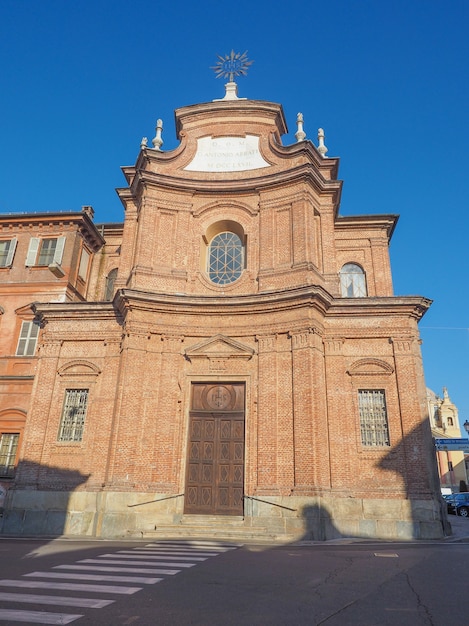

left=184, top=135, right=271, bottom=172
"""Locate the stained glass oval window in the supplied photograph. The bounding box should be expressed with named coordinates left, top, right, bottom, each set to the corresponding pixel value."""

left=208, top=232, right=244, bottom=285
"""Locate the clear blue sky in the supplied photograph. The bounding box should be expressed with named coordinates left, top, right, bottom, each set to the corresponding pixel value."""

left=1, top=1, right=468, bottom=427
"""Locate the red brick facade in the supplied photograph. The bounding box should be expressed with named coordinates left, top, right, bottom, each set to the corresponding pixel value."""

left=0, top=92, right=444, bottom=540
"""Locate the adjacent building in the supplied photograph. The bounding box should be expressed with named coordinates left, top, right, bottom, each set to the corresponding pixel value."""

left=0, top=82, right=445, bottom=540
left=428, top=387, right=467, bottom=492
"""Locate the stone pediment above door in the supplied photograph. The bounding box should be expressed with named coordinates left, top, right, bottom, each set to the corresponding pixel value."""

left=184, top=334, right=254, bottom=364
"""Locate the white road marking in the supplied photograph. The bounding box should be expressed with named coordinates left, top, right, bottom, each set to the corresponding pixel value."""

left=54, top=564, right=180, bottom=575
left=0, top=579, right=141, bottom=594
left=84, top=554, right=198, bottom=567
left=0, top=541, right=240, bottom=623
left=121, top=548, right=218, bottom=559
left=78, top=558, right=195, bottom=568
left=0, top=591, right=113, bottom=608
left=0, top=608, right=82, bottom=624
left=25, top=571, right=163, bottom=584
left=113, top=550, right=209, bottom=561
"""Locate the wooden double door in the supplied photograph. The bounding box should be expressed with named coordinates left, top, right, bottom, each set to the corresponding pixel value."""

left=184, top=383, right=245, bottom=516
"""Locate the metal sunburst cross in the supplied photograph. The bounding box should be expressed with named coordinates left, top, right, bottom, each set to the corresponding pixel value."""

left=211, top=50, right=253, bottom=83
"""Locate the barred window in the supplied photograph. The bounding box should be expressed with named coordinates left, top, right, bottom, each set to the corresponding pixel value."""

left=0, top=433, right=19, bottom=477
left=358, top=389, right=390, bottom=447
left=58, top=389, right=89, bottom=442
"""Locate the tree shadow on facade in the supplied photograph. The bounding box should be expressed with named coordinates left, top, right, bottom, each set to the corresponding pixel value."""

left=378, top=419, right=451, bottom=539
left=295, top=420, right=450, bottom=543
left=0, top=459, right=89, bottom=538
left=299, top=504, right=342, bottom=542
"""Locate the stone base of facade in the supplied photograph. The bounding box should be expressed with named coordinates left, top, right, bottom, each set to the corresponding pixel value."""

left=0, top=490, right=446, bottom=541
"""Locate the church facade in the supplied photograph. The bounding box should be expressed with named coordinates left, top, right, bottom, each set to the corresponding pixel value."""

left=0, top=83, right=444, bottom=540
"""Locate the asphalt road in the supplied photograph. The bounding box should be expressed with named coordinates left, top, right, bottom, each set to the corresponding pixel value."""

left=0, top=527, right=468, bottom=626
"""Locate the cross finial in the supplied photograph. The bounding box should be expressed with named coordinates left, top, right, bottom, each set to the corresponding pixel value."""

left=211, top=50, right=253, bottom=83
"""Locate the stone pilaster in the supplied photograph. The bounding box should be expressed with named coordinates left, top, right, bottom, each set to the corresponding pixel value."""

left=255, top=334, right=279, bottom=494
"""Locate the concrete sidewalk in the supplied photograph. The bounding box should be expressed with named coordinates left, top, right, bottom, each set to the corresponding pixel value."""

left=446, top=515, right=469, bottom=542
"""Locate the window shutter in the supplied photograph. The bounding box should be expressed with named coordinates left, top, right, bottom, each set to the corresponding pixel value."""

left=53, top=236, right=66, bottom=264
left=25, top=238, right=40, bottom=266
left=5, top=238, right=17, bottom=266
left=78, top=248, right=90, bottom=280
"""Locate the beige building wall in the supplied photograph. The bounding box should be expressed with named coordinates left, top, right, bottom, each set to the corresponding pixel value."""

left=428, top=387, right=467, bottom=492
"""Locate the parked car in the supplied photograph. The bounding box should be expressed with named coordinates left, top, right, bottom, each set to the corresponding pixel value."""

left=0, top=484, right=6, bottom=514
left=445, top=492, right=469, bottom=517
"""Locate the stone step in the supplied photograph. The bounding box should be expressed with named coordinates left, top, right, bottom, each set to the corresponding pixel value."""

left=179, top=514, right=245, bottom=526
left=134, top=523, right=295, bottom=543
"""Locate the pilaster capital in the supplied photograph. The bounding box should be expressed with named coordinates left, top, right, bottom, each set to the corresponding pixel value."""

left=288, top=327, right=322, bottom=350
left=161, top=335, right=184, bottom=353
left=323, top=337, right=344, bottom=355
left=255, top=334, right=276, bottom=353
left=389, top=336, right=414, bottom=354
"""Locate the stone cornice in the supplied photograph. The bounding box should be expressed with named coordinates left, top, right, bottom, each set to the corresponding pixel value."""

left=120, top=162, right=342, bottom=206
left=327, top=296, right=432, bottom=320
left=31, top=302, right=122, bottom=323
left=335, top=214, right=399, bottom=240
left=267, top=136, right=340, bottom=181
left=0, top=211, right=105, bottom=251
left=116, top=285, right=333, bottom=318
left=174, top=99, right=288, bottom=138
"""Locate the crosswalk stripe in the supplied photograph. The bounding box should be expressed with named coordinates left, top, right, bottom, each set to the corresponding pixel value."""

left=0, top=541, right=240, bottom=623
left=25, top=571, right=163, bottom=584
left=113, top=550, right=209, bottom=561
left=121, top=548, right=218, bottom=559
left=0, top=579, right=141, bottom=595
left=54, top=564, right=180, bottom=575
left=0, top=608, right=82, bottom=624
left=78, top=558, right=195, bottom=568
left=0, top=591, right=113, bottom=609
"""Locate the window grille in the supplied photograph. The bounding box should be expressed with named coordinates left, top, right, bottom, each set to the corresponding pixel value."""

left=340, top=263, right=367, bottom=297
left=358, top=389, right=390, bottom=446
left=208, top=232, right=244, bottom=285
left=0, top=433, right=19, bottom=477
left=58, top=389, right=89, bottom=442
left=16, top=321, right=40, bottom=356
